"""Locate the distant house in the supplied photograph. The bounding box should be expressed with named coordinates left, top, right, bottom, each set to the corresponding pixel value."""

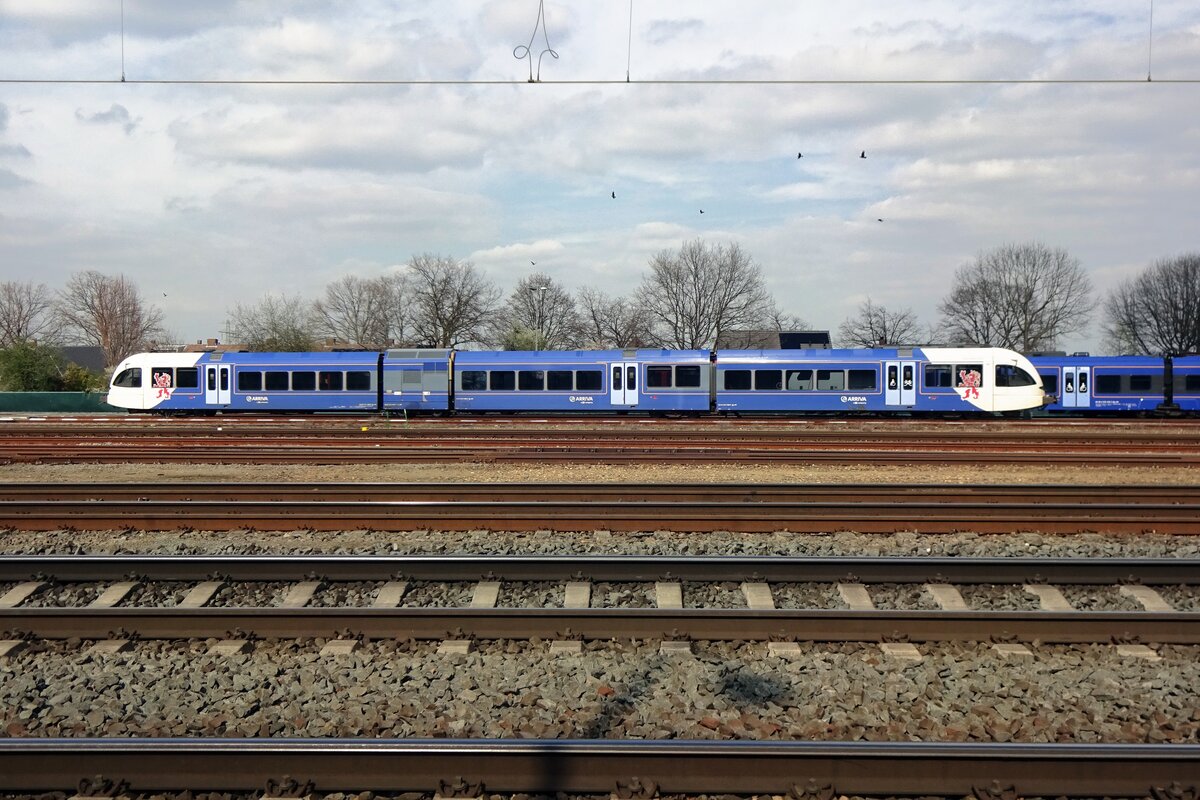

left=715, top=330, right=832, bottom=350
left=55, top=346, right=106, bottom=373
left=182, top=338, right=245, bottom=353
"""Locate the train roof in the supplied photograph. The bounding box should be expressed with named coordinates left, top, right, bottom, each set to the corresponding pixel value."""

left=195, top=351, right=379, bottom=365
left=453, top=349, right=710, bottom=364
left=716, top=347, right=925, bottom=359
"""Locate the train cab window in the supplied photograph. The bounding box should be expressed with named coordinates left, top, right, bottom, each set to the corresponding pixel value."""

left=176, top=367, right=199, bottom=389
left=1040, top=373, right=1058, bottom=395
left=1129, top=375, right=1152, bottom=392
left=786, top=369, right=812, bottom=391
left=647, top=366, right=673, bottom=388
left=547, top=370, right=573, bottom=390
left=675, top=366, right=701, bottom=388
left=754, top=370, right=782, bottom=391
left=816, top=370, right=845, bottom=391
left=848, top=369, right=877, bottom=391
left=924, top=365, right=952, bottom=388
left=576, top=370, right=602, bottom=391
left=346, top=371, right=372, bottom=391
left=995, top=365, right=1037, bottom=387
left=238, top=372, right=263, bottom=392
left=519, top=370, right=545, bottom=391
left=723, top=370, right=751, bottom=390
left=319, top=371, right=343, bottom=391
left=490, top=371, right=515, bottom=391
left=264, top=371, right=289, bottom=391
left=461, top=371, right=487, bottom=391
left=112, top=368, right=141, bottom=388
left=1185, top=375, right=1200, bottom=392
left=955, top=365, right=984, bottom=388
left=291, top=371, right=316, bottom=391
left=1095, top=374, right=1121, bottom=394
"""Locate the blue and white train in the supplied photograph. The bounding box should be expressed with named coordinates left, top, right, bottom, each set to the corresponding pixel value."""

left=1028, top=353, right=1200, bottom=414
left=106, top=346, right=1048, bottom=415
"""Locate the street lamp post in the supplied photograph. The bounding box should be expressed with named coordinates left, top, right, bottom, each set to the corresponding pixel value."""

left=534, top=285, right=549, bottom=351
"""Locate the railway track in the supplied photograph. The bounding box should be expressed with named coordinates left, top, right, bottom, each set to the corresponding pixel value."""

left=2, top=482, right=1198, bottom=532
left=2, top=554, right=1197, bottom=643
left=2, top=739, right=1198, bottom=795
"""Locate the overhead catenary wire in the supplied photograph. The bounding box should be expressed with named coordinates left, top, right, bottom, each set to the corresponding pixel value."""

left=1, top=77, right=1197, bottom=85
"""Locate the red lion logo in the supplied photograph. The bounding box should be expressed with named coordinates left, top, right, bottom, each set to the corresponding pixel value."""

left=958, top=369, right=981, bottom=400
left=153, top=371, right=173, bottom=399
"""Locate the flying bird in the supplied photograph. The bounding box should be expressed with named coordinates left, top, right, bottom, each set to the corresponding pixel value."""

left=530, top=261, right=536, bottom=265
left=797, top=152, right=802, bottom=159
left=877, top=218, right=884, bottom=222
left=611, top=191, right=616, bottom=198
left=860, top=150, right=867, bottom=159
left=699, top=209, right=705, bottom=214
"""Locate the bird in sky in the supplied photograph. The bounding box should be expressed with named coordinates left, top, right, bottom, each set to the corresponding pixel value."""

left=699, top=209, right=705, bottom=214
left=877, top=218, right=884, bottom=222
left=530, top=260, right=536, bottom=265
left=797, top=152, right=802, bottom=159
left=611, top=191, right=616, bottom=198
left=860, top=150, right=867, bottom=159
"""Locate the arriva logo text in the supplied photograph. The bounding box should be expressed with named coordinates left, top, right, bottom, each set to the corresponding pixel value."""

left=569, top=395, right=594, bottom=403
left=839, top=395, right=868, bottom=403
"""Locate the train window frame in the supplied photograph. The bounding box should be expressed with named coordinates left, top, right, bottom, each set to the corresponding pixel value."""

left=291, top=371, right=316, bottom=391
left=754, top=370, right=783, bottom=391
left=176, top=367, right=199, bottom=389
left=576, top=370, right=603, bottom=391
left=786, top=369, right=812, bottom=391
left=151, top=368, right=174, bottom=391
left=319, top=371, right=344, bottom=391
left=547, top=370, right=573, bottom=391
left=723, top=369, right=751, bottom=391
left=346, top=371, right=372, bottom=391
left=955, top=364, right=984, bottom=388
left=401, top=369, right=422, bottom=388
left=207, top=369, right=216, bottom=391
left=1186, top=375, right=1200, bottom=392
left=489, top=370, right=516, bottom=391
left=1128, top=374, right=1152, bottom=392
left=264, top=371, right=289, bottom=391
left=675, top=365, right=701, bottom=388
left=113, top=367, right=141, bottom=388
left=461, top=371, right=487, bottom=391
left=238, top=371, right=263, bottom=392
left=1040, top=373, right=1058, bottom=396
left=646, top=366, right=673, bottom=388
left=847, top=369, right=877, bottom=391
left=1094, top=374, right=1120, bottom=394
left=995, top=365, right=1037, bottom=387
left=518, top=370, right=545, bottom=391
left=816, top=369, right=845, bottom=391
left=924, top=365, right=953, bottom=389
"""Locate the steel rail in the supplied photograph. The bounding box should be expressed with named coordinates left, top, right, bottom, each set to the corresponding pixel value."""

left=2, top=554, right=1197, bottom=584
left=1, top=739, right=1198, bottom=795
left=3, top=498, right=1199, bottom=533
left=3, top=606, right=1197, bottom=643
left=3, top=481, right=1200, bottom=504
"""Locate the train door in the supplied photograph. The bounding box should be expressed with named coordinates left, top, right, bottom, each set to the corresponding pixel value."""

left=1061, top=367, right=1090, bottom=408
left=204, top=364, right=231, bottom=407
left=885, top=360, right=917, bottom=407
left=609, top=361, right=639, bottom=407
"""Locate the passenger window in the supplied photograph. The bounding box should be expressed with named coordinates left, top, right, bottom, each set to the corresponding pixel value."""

left=1129, top=375, right=1151, bottom=391
left=113, top=368, right=142, bottom=388
left=675, top=366, right=701, bottom=388
left=519, top=370, right=545, bottom=391
left=924, top=365, right=952, bottom=388
left=848, top=369, right=877, bottom=390
left=1065, top=373, right=1075, bottom=393
left=1095, top=375, right=1121, bottom=394
left=207, top=369, right=216, bottom=391
left=754, top=370, right=782, bottom=390
left=1186, top=375, right=1200, bottom=392
left=461, top=371, right=487, bottom=391
left=238, top=372, right=263, bottom=392
left=995, top=365, right=1037, bottom=387
left=346, top=371, right=372, bottom=391
left=576, top=371, right=602, bottom=391
left=886, top=365, right=898, bottom=391
left=264, top=372, right=289, bottom=391
left=723, top=370, right=751, bottom=390
left=612, top=367, right=622, bottom=391
left=786, top=369, right=812, bottom=391
left=319, top=371, right=343, bottom=391
left=1040, top=373, right=1058, bottom=395
left=627, top=366, right=637, bottom=390
left=291, top=371, right=316, bottom=391
left=955, top=365, right=983, bottom=388
left=220, top=368, right=229, bottom=391
left=1078, top=372, right=1088, bottom=393
left=151, top=368, right=173, bottom=391
left=176, top=367, right=199, bottom=389
left=816, top=370, right=845, bottom=391
left=402, top=370, right=422, bottom=387
left=647, top=366, right=673, bottom=388
left=490, top=371, right=515, bottom=391
left=547, top=370, right=573, bottom=390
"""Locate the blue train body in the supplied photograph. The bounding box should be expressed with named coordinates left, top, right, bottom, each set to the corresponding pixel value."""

left=1028, top=354, right=1200, bottom=413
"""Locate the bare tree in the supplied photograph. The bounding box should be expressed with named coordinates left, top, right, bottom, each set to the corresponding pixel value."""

left=56, top=271, right=164, bottom=366
left=577, top=288, right=652, bottom=348
left=378, top=272, right=413, bottom=347
left=937, top=243, right=1094, bottom=351
left=837, top=298, right=922, bottom=347
left=636, top=239, right=772, bottom=349
left=407, top=254, right=501, bottom=348
left=0, top=281, right=59, bottom=347
left=765, top=305, right=809, bottom=334
left=226, top=293, right=317, bottom=351
left=1103, top=253, right=1200, bottom=355
left=494, top=273, right=583, bottom=350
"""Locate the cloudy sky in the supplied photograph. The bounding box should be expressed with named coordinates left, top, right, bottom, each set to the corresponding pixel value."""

left=1, top=1, right=1197, bottom=351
